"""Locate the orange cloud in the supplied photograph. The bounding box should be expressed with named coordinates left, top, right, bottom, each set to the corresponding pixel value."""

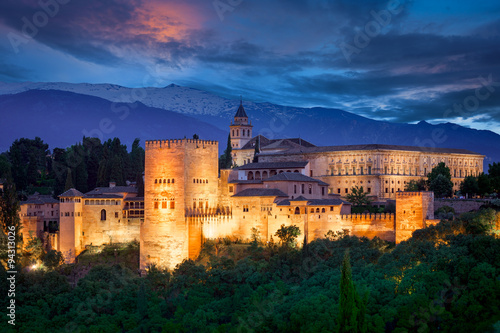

left=132, top=1, right=205, bottom=43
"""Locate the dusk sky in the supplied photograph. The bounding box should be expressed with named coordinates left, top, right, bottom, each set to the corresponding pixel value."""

left=1, top=0, right=500, bottom=133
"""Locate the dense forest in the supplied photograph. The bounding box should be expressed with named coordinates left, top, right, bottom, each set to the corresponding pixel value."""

left=0, top=137, right=145, bottom=197
left=0, top=203, right=499, bottom=332
left=1, top=137, right=500, bottom=332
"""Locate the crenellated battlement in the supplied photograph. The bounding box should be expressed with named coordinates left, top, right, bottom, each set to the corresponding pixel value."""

left=186, top=214, right=234, bottom=224
left=340, top=213, right=395, bottom=221
left=396, top=191, right=422, bottom=197
left=145, top=139, right=218, bottom=149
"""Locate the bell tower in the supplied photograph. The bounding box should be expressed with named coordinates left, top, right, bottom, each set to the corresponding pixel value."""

left=229, top=98, right=253, bottom=150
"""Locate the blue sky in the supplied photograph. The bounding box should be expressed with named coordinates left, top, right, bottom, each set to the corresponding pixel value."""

left=1, top=0, right=499, bottom=133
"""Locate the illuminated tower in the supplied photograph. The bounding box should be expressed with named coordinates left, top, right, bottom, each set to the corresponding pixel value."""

left=58, top=188, right=83, bottom=263
left=229, top=99, right=253, bottom=150
left=140, top=139, right=219, bottom=271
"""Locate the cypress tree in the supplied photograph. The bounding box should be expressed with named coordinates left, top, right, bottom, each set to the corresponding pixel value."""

left=337, top=249, right=366, bottom=333
left=64, top=168, right=74, bottom=191
left=225, top=134, right=232, bottom=168
left=253, top=136, right=260, bottom=163
left=219, top=134, right=233, bottom=170
left=136, top=172, right=144, bottom=197
left=0, top=179, right=22, bottom=265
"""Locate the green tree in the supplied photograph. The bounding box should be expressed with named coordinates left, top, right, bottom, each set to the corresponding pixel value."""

left=431, top=174, right=453, bottom=198
left=50, top=147, right=68, bottom=196
left=337, top=250, right=367, bottom=333
left=404, top=179, right=427, bottom=191
left=428, top=163, right=453, bottom=198
left=275, top=224, right=301, bottom=248
left=64, top=168, right=74, bottom=191
left=83, top=137, right=103, bottom=190
left=24, top=234, right=45, bottom=266
left=460, top=176, right=479, bottom=198
left=219, top=134, right=233, bottom=170
left=136, top=172, right=144, bottom=197
left=0, top=179, right=22, bottom=267
left=8, top=137, right=49, bottom=191
left=477, top=173, right=492, bottom=197
left=43, top=249, right=64, bottom=270
left=0, top=154, right=12, bottom=180
left=253, top=135, right=260, bottom=163
left=489, top=162, right=500, bottom=194
left=129, top=138, right=145, bottom=182
left=427, top=162, right=452, bottom=183
left=346, top=186, right=371, bottom=206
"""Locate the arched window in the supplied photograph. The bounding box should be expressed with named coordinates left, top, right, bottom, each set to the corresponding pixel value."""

left=100, top=209, right=106, bottom=221
left=295, top=207, right=300, bottom=214
left=321, top=208, right=326, bottom=213
left=316, top=208, right=320, bottom=213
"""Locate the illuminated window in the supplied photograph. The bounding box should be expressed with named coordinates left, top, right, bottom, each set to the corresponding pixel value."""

left=162, top=201, right=167, bottom=209
left=154, top=202, right=158, bottom=209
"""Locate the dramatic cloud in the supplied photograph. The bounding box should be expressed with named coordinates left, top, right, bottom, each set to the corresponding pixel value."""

left=0, top=0, right=499, bottom=133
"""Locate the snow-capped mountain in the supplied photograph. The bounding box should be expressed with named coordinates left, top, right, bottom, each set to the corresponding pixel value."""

left=0, top=82, right=243, bottom=117
left=1, top=82, right=500, bottom=167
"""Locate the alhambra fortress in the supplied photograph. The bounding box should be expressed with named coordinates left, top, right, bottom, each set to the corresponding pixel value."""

left=20, top=102, right=485, bottom=270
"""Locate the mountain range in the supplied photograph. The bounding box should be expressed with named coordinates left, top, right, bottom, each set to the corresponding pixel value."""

left=0, top=82, right=499, bottom=170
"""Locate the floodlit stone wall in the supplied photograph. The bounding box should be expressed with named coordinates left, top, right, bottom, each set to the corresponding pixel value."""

left=141, top=139, right=219, bottom=271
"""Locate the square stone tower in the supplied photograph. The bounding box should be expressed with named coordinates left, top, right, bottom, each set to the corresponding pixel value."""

left=395, top=191, right=434, bottom=243
left=140, top=139, right=219, bottom=271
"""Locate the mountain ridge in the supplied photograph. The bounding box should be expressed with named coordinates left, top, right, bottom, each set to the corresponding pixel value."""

left=1, top=82, right=499, bottom=169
